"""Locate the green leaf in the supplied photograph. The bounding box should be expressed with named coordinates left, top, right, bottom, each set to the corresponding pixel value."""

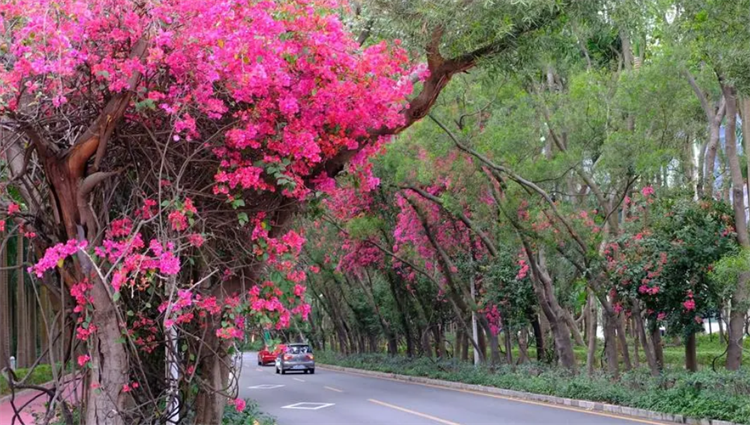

left=237, top=212, right=249, bottom=226
left=112, top=292, right=121, bottom=302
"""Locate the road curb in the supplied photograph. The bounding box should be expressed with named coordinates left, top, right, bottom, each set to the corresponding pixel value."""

left=318, top=364, right=741, bottom=425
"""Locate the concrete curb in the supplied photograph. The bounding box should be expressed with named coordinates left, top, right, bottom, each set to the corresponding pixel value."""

left=318, top=364, right=742, bottom=425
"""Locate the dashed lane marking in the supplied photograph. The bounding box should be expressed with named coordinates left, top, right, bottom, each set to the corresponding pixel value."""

left=324, top=386, right=343, bottom=393
left=368, top=399, right=461, bottom=425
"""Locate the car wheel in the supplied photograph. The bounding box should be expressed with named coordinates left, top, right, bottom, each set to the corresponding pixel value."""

left=310, top=369, right=315, bottom=375
left=303, top=370, right=308, bottom=374
left=281, top=368, right=286, bottom=375
left=258, top=360, right=261, bottom=366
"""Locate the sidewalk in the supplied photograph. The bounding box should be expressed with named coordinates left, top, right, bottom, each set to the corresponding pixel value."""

left=0, top=376, right=80, bottom=425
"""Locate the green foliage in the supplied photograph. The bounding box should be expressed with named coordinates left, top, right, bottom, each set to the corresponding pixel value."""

left=346, top=216, right=385, bottom=240
left=317, top=352, right=750, bottom=424
left=0, top=364, right=54, bottom=396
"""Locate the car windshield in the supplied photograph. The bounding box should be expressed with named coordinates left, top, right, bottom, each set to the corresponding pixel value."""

left=287, top=345, right=312, bottom=354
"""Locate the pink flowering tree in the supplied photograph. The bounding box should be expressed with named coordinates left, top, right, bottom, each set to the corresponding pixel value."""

left=0, top=0, right=569, bottom=421
left=610, top=195, right=738, bottom=372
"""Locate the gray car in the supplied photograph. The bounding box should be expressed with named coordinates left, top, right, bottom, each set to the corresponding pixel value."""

left=275, top=343, right=315, bottom=374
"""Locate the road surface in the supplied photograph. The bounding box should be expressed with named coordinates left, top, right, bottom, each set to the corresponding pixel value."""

left=238, top=352, right=669, bottom=425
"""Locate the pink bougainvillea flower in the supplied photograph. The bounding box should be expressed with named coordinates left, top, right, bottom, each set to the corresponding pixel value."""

left=77, top=354, right=91, bottom=367
left=234, top=398, right=246, bottom=412
left=683, top=299, right=696, bottom=311
left=8, top=203, right=20, bottom=215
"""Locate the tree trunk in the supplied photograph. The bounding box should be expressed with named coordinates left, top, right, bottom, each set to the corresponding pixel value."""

left=603, top=312, right=620, bottom=377
left=517, top=328, right=530, bottom=364
left=633, top=302, right=660, bottom=376
left=564, top=309, right=585, bottom=346
left=740, top=97, right=750, bottom=197
left=15, top=234, right=32, bottom=368
left=85, top=277, right=133, bottom=425
left=455, top=327, right=464, bottom=360
left=422, top=327, right=432, bottom=358
left=477, top=325, right=487, bottom=361
left=632, top=317, right=640, bottom=368
left=0, top=235, right=9, bottom=371
left=616, top=316, right=632, bottom=371
left=489, top=331, right=501, bottom=364
left=503, top=328, right=513, bottom=365
left=721, top=83, right=749, bottom=370
left=531, top=315, right=545, bottom=362
left=651, top=324, right=664, bottom=370
left=586, top=294, right=598, bottom=375
left=194, top=327, right=231, bottom=425
left=460, top=325, right=469, bottom=361
left=435, top=323, right=446, bottom=358
left=387, top=271, right=414, bottom=357
left=685, top=332, right=698, bottom=372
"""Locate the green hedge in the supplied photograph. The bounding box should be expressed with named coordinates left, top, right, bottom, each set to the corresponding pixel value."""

left=317, top=352, right=750, bottom=424
left=0, top=364, right=54, bottom=396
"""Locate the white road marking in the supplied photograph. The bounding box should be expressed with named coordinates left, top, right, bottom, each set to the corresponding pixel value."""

left=281, top=402, right=335, bottom=410
left=247, top=384, right=284, bottom=389
left=293, top=378, right=306, bottom=382
left=324, top=386, right=343, bottom=393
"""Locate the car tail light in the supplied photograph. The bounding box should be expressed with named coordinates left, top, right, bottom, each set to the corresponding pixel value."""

left=283, top=354, right=292, bottom=361
left=306, top=354, right=314, bottom=360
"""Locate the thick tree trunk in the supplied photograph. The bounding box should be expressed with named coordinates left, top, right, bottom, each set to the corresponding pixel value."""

left=194, top=328, right=231, bottom=425
left=721, top=83, right=749, bottom=370
left=85, top=277, right=132, bottom=425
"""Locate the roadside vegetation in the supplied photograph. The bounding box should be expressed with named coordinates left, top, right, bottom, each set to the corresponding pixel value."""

left=317, top=351, right=750, bottom=424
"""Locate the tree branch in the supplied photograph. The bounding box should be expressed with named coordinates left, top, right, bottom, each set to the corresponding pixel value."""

left=402, top=185, right=498, bottom=257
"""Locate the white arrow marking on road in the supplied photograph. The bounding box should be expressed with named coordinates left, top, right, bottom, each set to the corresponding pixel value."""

left=281, top=402, right=335, bottom=410
left=247, top=384, right=285, bottom=389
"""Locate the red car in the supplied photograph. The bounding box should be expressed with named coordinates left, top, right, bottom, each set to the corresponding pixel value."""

left=257, top=345, right=283, bottom=366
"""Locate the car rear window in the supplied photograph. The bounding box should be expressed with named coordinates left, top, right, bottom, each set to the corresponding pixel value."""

left=287, top=345, right=312, bottom=354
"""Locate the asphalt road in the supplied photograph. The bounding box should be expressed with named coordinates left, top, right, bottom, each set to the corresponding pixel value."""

left=238, top=352, right=669, bottom=425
